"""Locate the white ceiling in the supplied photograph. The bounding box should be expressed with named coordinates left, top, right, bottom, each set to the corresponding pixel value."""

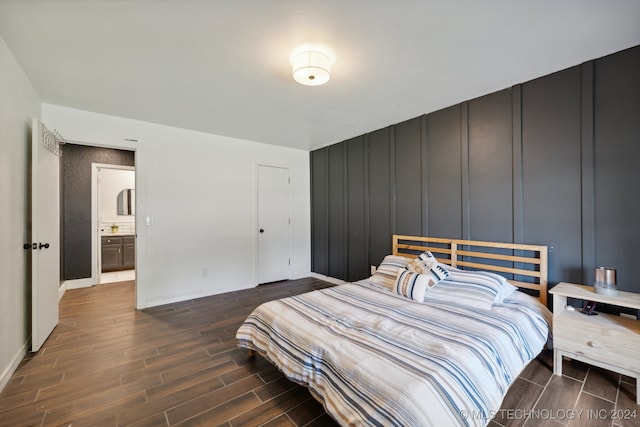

left=1, top=1, right=639, bottom=151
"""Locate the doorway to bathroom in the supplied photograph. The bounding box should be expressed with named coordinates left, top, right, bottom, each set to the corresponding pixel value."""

left=94, top=164, right=136, bottom=284
left=61, top=143, right=135, bottom=291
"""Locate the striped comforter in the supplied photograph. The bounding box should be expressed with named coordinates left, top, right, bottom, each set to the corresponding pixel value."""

left=236, top=280, right=551, bottom=427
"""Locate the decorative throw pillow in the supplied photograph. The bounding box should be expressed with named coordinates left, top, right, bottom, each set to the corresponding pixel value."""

left=407, top=251, right=438, bottom=273
left=418, top=251, right=437, bottom=263
left=430, top=263, right=450, bottom=281
left=369, top=255, right=411, bottom=290
left=394, top=264, right=450, bottom=302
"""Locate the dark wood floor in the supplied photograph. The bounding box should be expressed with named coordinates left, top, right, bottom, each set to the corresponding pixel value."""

left=0, top=278, right=637, bottom=427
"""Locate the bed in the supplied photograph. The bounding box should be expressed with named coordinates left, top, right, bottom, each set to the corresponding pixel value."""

left=236, top=235, right=551, bottom=426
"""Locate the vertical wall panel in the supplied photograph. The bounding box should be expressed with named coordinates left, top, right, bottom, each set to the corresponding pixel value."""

left=328, top=143, right=347, bottom=280
left=512, top=86, right=524, bottom=245
left=346, top=136, right=369, bottom=281
left=394, top=117, right=424, bottom=236
left=368, top=128, right=393, bottom=267
left=593, top=46, right=640, bottom=291
left=522, top=67, right=583, bottom=284
left=310, top=148, right=329, bottom=275
left=425, top=105, right=463, bottom=238
left=580, top=62, right=596, bottom=282
left=467, top=90, right=513, bottom=242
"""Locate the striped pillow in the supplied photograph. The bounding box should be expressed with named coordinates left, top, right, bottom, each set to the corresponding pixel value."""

left=370, top=255, right=410, bottom=290
left=445, top=267, right=516, bottom=302
left=395, top=264, right=450, bottom=302
left=424, top=269, right=510, bottom=309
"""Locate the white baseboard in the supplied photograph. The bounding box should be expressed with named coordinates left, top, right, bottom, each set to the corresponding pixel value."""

left=0, top=338, right=30, bottom=393
left=290, top=271, right=312, bottom=281
left=309, top=272, right=347, bottom=286
left=64, top=277, right=94, bottom=290
left=145, top=282, right=256, bottom=309
left=58, top=282, right=66, bottom=301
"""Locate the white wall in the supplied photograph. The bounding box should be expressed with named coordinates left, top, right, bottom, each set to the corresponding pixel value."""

left=0, top=37, right=41, bottom=389
left=43, top=104, right=312, bottom=308
left=99, top=167, right=135, bottom=229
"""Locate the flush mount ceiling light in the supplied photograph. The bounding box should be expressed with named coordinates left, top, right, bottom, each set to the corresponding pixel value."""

left=290, top=45, right=334, bottom=86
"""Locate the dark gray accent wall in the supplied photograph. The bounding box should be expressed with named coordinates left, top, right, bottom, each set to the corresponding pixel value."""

left=367, top=128, right=393, bottom=267
left=425, top=105, right=463, bottom=238
left=311, top=147, right=329, bottom=275
left=346, top=136, right=369, bottom=282
left=310, top=45, right=640, bottom=294
left=328, top=143, right=346, bottom=280
left=394, top=117, right=424, bottom=237
left=521, top=66, right=583, bottom=284
left=62, top=144, right=134, bottom=280
left=467, top=89, right=513, bottom=243
left=593, top=46, right=640, bottom=289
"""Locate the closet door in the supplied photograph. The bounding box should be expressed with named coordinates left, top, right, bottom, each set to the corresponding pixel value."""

left=257, top=165, right=290, bottom=284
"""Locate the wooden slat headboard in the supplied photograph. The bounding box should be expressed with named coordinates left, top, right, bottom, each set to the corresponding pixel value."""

left=392, top=235, right=549, bottom=305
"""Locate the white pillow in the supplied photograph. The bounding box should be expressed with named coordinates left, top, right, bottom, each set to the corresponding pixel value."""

left=497, top=280, right=517, bottom=302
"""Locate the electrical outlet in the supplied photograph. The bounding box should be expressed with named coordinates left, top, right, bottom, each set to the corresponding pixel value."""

left=370, top=265, right=377, bottom=275
left=145, top=216, right=153, bottom=226
left=201, top=268, right=208, bottom=277
left=620, top=313, right=637, bottom=320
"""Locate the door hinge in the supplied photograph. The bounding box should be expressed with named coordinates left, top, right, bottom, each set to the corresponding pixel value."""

left=288, top=258, right=291, bottom=265
left=288, top=177, right=291, bottom=184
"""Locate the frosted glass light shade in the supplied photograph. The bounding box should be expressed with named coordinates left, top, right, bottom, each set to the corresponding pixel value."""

left=291, top=50, right=331, bottom=86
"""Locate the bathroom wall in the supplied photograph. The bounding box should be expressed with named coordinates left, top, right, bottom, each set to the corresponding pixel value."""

left=98, top=167, right=135, bottom=235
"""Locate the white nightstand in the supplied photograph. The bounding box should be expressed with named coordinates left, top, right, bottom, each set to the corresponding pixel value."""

left=550, top=282, right=640, bottom=404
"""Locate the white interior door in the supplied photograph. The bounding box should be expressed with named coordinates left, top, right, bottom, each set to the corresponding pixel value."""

left=31, top=119, right=60, bottom=352
left=257, top=165, right=290, bottom=284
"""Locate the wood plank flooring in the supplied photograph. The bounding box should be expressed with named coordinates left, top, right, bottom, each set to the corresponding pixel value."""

left=0, top=278, right=637, bottom=427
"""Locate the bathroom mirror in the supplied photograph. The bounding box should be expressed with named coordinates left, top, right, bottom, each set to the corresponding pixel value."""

left=117, top=188, right=135, bottom=215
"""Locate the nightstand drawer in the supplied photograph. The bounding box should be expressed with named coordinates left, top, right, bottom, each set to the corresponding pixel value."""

left=554, top=310, right=640, bottom=372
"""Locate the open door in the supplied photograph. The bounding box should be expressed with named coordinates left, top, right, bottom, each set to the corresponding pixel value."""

left=31, top=119, right=61, bottom=352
